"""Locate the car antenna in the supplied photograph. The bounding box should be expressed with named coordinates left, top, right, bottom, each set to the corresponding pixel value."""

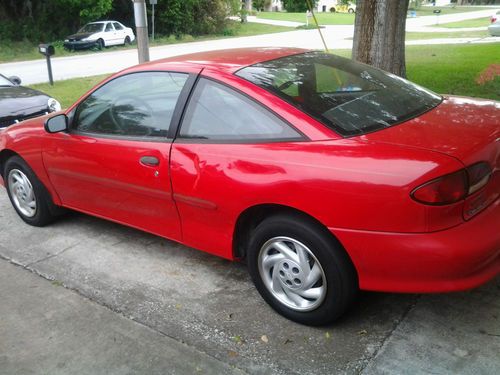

left=305, top=0, right=342, bottom=85
left=305, top=0, right=329, bottom=52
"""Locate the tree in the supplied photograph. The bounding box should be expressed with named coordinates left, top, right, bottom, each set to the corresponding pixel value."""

left=0, top=0, right=113, bottom=41
left=352, top=0, right=410, bottom=77
left=283, top=0, right=317, bottom=12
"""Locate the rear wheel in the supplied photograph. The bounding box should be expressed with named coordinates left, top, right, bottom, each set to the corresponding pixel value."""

left=247, top=214, right=358, bottom=325
left=124, top=36, right=131, bottom=45
left=348, top=8, right=355, bottom=13
left=4, top=156, right=56, bottom=227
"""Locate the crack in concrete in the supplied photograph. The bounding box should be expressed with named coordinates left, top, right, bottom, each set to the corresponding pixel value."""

left=25, top=243, right=80, bottom=267
left=359, top=294, right=422, bottom=374
left=0, top=254, right=251, bottom=375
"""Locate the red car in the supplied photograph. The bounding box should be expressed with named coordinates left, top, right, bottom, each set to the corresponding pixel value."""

left=0, top=48, right=499, bottom=325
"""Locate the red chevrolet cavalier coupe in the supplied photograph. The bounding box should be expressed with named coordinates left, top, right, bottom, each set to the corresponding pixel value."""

left=1, top=48, right=499, bottom=325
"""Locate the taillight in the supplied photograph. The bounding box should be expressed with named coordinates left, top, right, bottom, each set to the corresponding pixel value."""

left=492, top=16, right=497, bottom=23
left=411, top=162, right=493, bottom=206
left=411, top=170, right=468, bottom=205
left=467, top=162, right=491, bottom=195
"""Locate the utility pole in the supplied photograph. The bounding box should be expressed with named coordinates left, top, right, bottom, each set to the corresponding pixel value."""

left=133, top=0, right=150, bottom=63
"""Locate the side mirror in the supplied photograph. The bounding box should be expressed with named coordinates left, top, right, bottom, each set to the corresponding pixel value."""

left=8, top=76, right=21, bottom=85
left=45, top=114, right=68, bottom=133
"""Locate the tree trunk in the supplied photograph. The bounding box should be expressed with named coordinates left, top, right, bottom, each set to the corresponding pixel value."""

left=352, top=0, right=410, bottom=78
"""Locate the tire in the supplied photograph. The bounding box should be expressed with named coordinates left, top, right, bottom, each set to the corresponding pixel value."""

left=96, top=39, right=105, bottom=50
left=4, top=156, right=57, bottom=227
left=348, top=8, right=355, bottom=13
left=247, top=214, right=358, bottom=326
left=124, top=36, right=131, bottom=45
left=330, top=7, right=336, bottom=13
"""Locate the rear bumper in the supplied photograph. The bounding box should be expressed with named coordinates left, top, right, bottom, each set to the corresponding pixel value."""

left=332, top=198, right=500, bottom=293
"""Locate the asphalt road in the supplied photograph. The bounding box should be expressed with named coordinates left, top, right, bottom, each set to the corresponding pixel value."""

left=1, top=9, right=498, bottom=85
left=0, top=191, right=498, bottom=374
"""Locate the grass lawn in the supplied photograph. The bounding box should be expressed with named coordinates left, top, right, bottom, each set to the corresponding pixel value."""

left=29, top=43, right=499, bottom=108
left=256, top=7, right=492, bottom=25
left=413, top=6, right=491, bottom=16
left=406, top=43, right=499, bottom=100
left=0, top=22, right=293, bottom=64
left=405, top=30, right=489, bottom=40
left=256, top=11, right=355, bottom=25
left=438, top=17, right=491, bottom=28
left=30, top=75, right=108, bottom=108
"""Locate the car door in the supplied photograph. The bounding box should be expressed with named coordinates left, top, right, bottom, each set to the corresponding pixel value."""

left=170, top=77, right=304, bottom=258
left=112, top=22, right=127, bottom=44
left=42, top=71, right=198, bottom=241
left=103, top=22, right=116, bottom=45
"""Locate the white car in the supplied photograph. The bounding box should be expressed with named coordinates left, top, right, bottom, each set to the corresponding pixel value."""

left=489, top=11, right=500, bottom=37
left=64, top=21, right=136, bottom=50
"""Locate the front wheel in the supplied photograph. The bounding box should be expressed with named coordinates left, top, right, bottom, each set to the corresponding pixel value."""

left=96, top=39, right=105, bottom=50
left=4, top=156, right=57, bottom=227
left=247, top=214, right=358, bottom=325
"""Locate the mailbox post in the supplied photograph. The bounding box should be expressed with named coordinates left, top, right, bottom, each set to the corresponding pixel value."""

left=38, top=44, right=55, bottom=86
left=433, top=9, right=442, bottom=25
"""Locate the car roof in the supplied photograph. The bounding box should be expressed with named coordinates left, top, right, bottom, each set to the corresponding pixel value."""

left=89, top=21, right=120, bottom=24
left=139, top=47, right=309, bottom=74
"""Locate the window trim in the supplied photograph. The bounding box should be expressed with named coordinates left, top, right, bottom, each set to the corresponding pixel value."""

left=69, top=71, right=198, bottom=142
left=175, top=76, right=308, bottom=144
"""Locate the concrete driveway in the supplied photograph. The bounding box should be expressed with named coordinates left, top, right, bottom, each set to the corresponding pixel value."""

left=0, top=192, right=498, bottom=374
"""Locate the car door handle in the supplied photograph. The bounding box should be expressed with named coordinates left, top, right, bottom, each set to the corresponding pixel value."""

left=140, top=156, right=160, bottom=167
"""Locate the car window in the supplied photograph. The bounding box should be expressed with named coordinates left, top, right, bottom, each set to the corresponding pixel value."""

left=78, top=23, right=104, bottom=33
left=179, top=78, right=301, bottom=141
left=236, top=52, right=442, bottom=137
left=105, top=23, right=114, bottom=32
left=113, top=22, right=124, bottom=30
left=73, top=72, right=188, bottom=138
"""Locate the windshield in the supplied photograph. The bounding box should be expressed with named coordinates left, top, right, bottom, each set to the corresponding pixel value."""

left=78, top=23, right=104, bottom=33
left=0, top=74, right=14, bottom=86
left=236, top=52, right=442, bottom=137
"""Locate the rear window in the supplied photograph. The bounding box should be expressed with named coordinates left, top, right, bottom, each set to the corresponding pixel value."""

left=235, top=52, right=442, bottom=137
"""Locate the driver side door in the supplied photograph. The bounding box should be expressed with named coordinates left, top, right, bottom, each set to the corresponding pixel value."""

left=42, top=71, right=197, bottom=241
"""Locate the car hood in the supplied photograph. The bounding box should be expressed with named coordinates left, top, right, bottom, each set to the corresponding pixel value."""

left=362, top=96, right=500, bottom=168
left=66, top=32, right=95, bottom=41
left=0, top=86, right=49, bottom=120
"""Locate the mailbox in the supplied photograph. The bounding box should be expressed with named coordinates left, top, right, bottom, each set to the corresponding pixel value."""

left=38, top=44, right=55, bottom=56
left=38, top=43, right=55, bottom=85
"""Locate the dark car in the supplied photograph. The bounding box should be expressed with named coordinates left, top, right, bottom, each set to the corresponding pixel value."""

left=0, top=74, right=61, bottom=129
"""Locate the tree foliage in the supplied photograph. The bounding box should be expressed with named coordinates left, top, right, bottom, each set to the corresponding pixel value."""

left=0, top=0, right=112, bottom=41
left=283, top=0, right=318, bottom=12
left=0, top=0, right=239, bottom=42
left=253, top=0, right=272, bottom=11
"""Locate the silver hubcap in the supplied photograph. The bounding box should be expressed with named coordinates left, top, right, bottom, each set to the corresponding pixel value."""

left=258, top=236, right=327, bottom=312
left=8, top=169, right=37, bottom=218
